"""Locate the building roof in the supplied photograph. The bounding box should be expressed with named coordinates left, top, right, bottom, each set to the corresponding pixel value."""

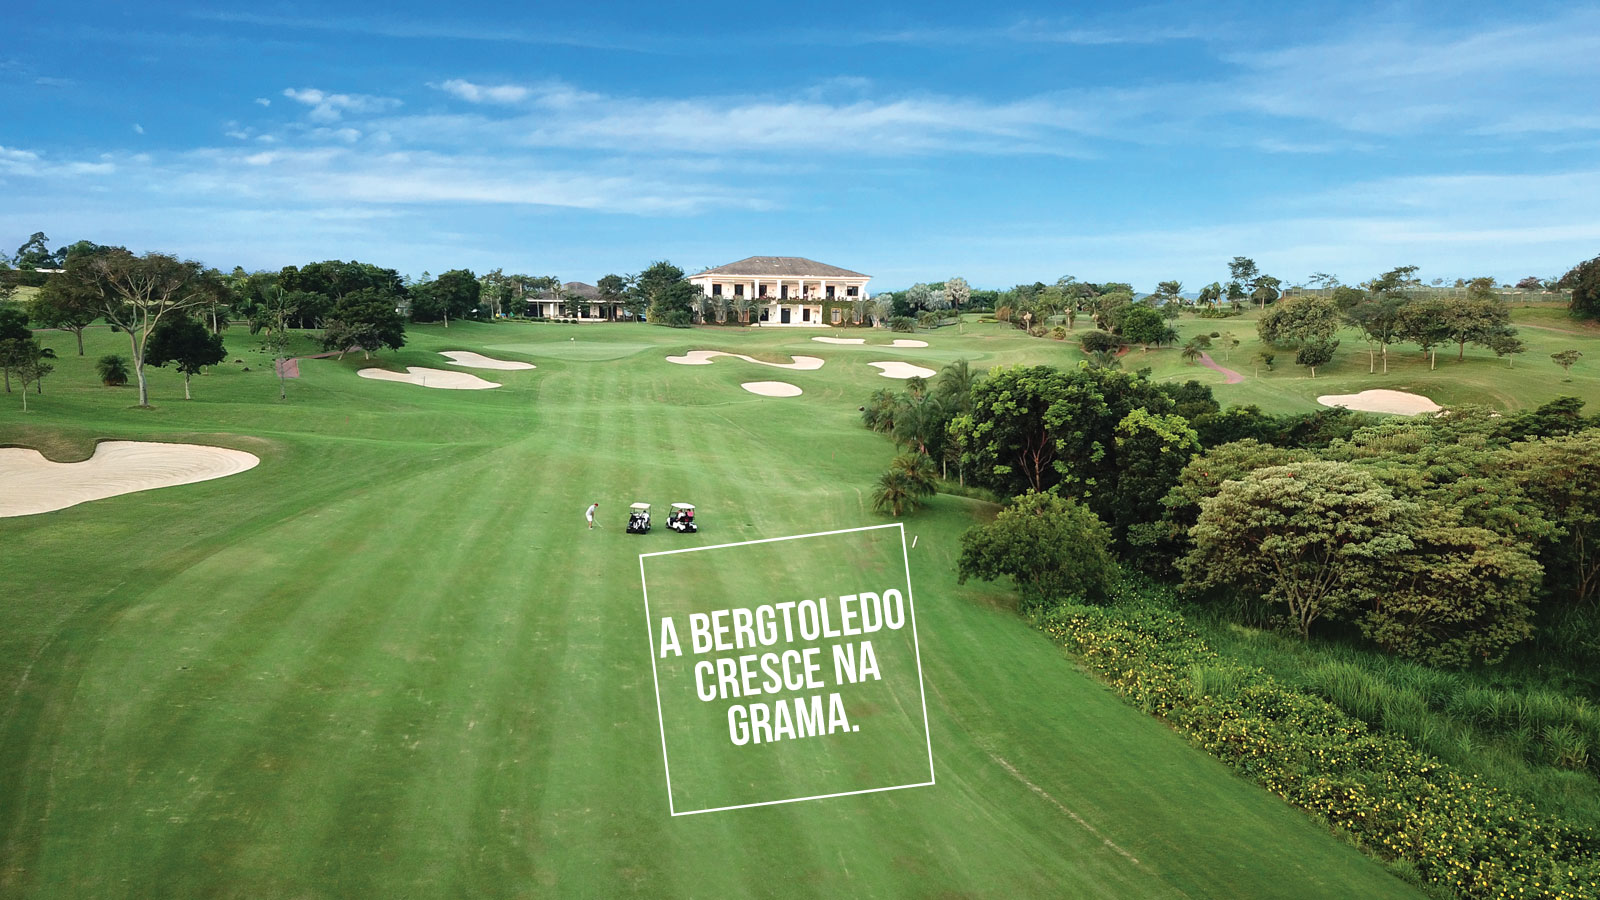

left=694, top=256, right=869, bottom=279
left=562, top=281, right=601, bottom=299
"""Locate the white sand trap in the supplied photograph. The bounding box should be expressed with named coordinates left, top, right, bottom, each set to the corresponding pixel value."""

left=0, top=441, right=259, bottom=518
left=868, top=361, right=938, bottom=379
left=357, top=367, right=501, bottom=389
left=438, top=351, right=535, bottom=370
left=1318, top=389, right=1442, bottom=415
left=811, top=336, right=866, bottom=345
left=665, top=350, right=825, bottom=370
left=741, top=381, right=803, bottom=397
left=890, top=339, right=929, bottom=348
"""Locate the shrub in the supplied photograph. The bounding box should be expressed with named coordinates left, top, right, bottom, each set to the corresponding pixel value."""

left=888, top=316, right=916, bottom=333
left=1050, top=326, right=1067, bottom=341
left=96, top=354, right=129, bottom=386
left=660, top=310, right=693, bottom=328
left=1036, top=588, right=1600, bottom=900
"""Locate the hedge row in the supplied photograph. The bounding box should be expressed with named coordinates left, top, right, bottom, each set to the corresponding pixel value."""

left=1038, top=589, right=1600, bottom=900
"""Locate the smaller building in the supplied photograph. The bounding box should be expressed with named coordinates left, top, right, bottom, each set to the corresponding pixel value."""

left=689, top=256, right=871, bottom=326
left=528, top=281, right=625, bottom=320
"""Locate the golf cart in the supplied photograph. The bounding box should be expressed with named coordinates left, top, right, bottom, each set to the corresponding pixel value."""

left=626, top=502, right=652, bottom=534
left=667, top=502, right=697, bottom=533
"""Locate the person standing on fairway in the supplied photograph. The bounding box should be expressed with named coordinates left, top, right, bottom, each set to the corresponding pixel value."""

left=586, top=502, right=599, bottom=530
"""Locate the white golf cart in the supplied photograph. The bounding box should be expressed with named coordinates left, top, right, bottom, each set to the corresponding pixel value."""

left=626, top=502, right=652, bottom=534
left=667, top=502, right=697, bottom=533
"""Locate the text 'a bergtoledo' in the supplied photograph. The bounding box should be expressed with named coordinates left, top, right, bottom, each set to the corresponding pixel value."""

left=656, top=590, right=908, bottom=746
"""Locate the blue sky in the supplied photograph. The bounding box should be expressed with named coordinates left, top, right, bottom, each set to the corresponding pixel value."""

left=2, top=1, right=1598, bottom=290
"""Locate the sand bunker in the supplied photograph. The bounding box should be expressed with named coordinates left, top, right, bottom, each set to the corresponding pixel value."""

left=0, top=441, right=260, bottom=518
left=810, top=337, right=929, bottom=348
left=741, top=381, right=803, bottom=397
left=868, top=361, right=938, bottom=379
left=665, top=350, right=825, bottom=370
left=438, top=351, right=535, bottom=371
left=357, top=367, right=501, bottom=390
left=1318, top=389, right=1442, bottom=415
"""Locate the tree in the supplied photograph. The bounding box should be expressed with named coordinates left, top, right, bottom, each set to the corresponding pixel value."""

left=1180, top=461, right=1419, bottom=638
left=96, top=354, right=129, bottom=386
left=1561, top=254, right=1600, bottom=320
left=1120, top=305, right=1167, bottom=349
left=321, top=288, right=406, bottom=359
left=945, top=276, right=971, bottom=310
left=872, top=455, right=937, bottom=517
left=0, top=307, right=30, bottom=392
left=1368, top=265, right=1422, bottom=295
left=633, top=261, right=699, bottom=324
left=29, top=251, right=107, bottom=355
left=1250, top=275, right=1282, bottom=309
left=1180, top=335, right=1210, bottom=365
left=934, top=358, right=977, bottom=416
left=1296, top=342, right=1337, bottom=378
left=871, top=298, right=892, bottom=327
left=1552, top=349, right=1582, bottom=377
left=83, top=250, right=217, bottom=407
left=1437, top=295, right=1515, bottom=361
left=145, top=314, right=227, bottom=400
left=1509, top=433, right=1600, bottom=612
left=1258, top=295, right=1339, bottom=348
left=411, top=269, right=479, bottom=326
left=1196, top=282, right=1222, bottom=307
left=1397, top=298, right=1452, bottom=370
left=1345, top=297, right=1405, bottom=373
left=2, top=342, right=52, bottom=410
left=1228, top=256, right=1259, bottom=294
left=255, top=287, right=300, bottom=400
left=1362, top=522, right=1541, bottom=666
left=13, top=232, right=54, bottom=269
left=1112, top=408, right=1200, bottom=552
left=1218, top=331, right=1239, bottom=361
left=956, top=491, right=1116, bottom=611
left=1252, top=350, right=1274, bottom=377
left=892, top=392, right=947, bottom=457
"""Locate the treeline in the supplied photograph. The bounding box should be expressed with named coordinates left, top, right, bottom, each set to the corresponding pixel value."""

left=866, top=360, right=1600, bottom=670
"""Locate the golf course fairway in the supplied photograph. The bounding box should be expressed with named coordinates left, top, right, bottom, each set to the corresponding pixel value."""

left=0, top=320, right=1426, bottom=897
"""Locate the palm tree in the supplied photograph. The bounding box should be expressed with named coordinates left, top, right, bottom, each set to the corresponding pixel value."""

left=862, top=388, right=898, bottom=433
left=710, top=294, right=729, bottom=324
left=1086, top=349, right=1122, bottom=370
left=891, top=452, right=938, bottom=497
left=871, top=298, right=892, bottom=327
left=731, top=295, right=753, bottom=325
left=873, top=469, right=916, bottom=517
left=892, top=392, right=945, bottom=456
left=935, top=358, right=977, bottom=414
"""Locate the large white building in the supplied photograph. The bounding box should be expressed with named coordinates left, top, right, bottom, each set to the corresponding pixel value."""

left=690, top=256, right=871, bottom=325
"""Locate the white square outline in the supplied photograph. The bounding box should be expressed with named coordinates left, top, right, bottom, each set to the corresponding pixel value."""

left=639, top=523, right=936, bottom=817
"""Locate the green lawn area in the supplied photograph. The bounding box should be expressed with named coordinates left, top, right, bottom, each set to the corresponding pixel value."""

left=0, top=316, right=1487, bottom=897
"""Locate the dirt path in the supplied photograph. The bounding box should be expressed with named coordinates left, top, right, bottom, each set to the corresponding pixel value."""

left=275, top=351, right=342, bottom=378
left=1198, top=352, right=1244, bottom=384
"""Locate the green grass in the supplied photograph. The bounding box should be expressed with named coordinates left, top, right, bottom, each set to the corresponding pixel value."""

left=0, top=318, right=1446, bottom=897
left=1198, top=617, right=1600, bottom=830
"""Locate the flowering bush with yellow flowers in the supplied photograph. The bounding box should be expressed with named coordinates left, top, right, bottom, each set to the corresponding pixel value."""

left=1038, top=587, right=1600, bottom=900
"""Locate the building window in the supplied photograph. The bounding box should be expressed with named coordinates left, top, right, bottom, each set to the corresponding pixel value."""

left=846, top=286, right=859, bottom=297
left=711, top=283, right=722, bottom=297
left=831, top=308, right=842, bottom=324
left=758, top=284, right=768, bottom=297
left=826, top=285, right=836, bottom=299
left=802, top=308, right=811, bottom=322
left=734, top=284, right=744, bottom=297
left=780, top=284, right=789, bottom=299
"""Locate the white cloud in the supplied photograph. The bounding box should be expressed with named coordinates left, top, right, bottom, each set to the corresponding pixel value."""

left=254, top=97, right=271, bottom=107
left=433, top=79, right=531, bottom=104
left=282, top=87, right=401, bottom=123
left=132, top=123, right=144, bottom=134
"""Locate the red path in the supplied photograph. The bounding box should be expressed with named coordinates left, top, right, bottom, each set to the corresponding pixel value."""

left=274, top=351, right=342, bottom=379
left=1198, top=352, right=1245, bottom=384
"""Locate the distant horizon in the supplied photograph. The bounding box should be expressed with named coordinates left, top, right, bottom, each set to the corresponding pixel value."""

left=3, top=1, right=1597, bottom=292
